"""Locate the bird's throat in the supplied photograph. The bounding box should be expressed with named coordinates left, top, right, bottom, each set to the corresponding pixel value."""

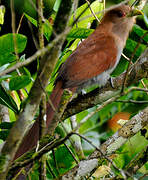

left=112, top=17, right=135, bottom=46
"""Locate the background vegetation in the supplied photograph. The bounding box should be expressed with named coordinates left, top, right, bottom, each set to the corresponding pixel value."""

left=0, top=0, right=147, bottom=179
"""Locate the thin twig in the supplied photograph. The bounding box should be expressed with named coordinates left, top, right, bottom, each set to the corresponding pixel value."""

left=77, top=1, right=128, bottom=23
left=122, top=53, right=133, bottom=63
left=85, top=0, right=100, bottom=23
left=16, top=13, right=24, bottom=34
left=70, top=116, right=85, bottom=160
left=64, top=142, right=79, bottom=164
left=116, top=99, right=148, bottom=104
left=10, top=0, right=29, bottom=98
left=28, top=0, right=45, bottom=22
left=11, top=167, right=25, bottom=180
left=59, top=120, right=81, bottom=164
left=131, top=0, right=140, bottom=7
left=103, top=0, right=106, bottom=14
left=27, top=21, right=39, bottom=50
left=28, top=0, right=58, bottom=38
left=127, top=87, right=148, bottom=93
left=141, top=79, right=148, bottom=95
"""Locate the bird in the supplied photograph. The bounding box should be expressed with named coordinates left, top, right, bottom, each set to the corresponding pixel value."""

left=14, top=3, right=142, bottom=160
left=46, top=3, right=141, bottom=127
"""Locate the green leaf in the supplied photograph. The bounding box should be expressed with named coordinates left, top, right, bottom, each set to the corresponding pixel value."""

left=0, top=53, right=16, bottom=66
left=0, top=75, right=11, bottom=82
left=0, top=84, right=19, bottom=113
left=0, top=33, right=27, bottom=54
left=114, top=133, right=148, bottom=169
left=112, top=57, right=128, bottom=76
left=53, top=0, right=62, bottom=12
left=24, top=13, right=37, bottom=27
left=69, top=0, right=103, bottom=28
left=43, top=20, right=53, bottom=41
left=124, top=38, right=146, bottom=61
left=0, top=33, right=27, bottom=66
left=24, top=13, right=53, bottom=41
left=132, top=25, right=148, bottom=43
left=49, top=145, right=76, bottom=175
left=68, top=28, right=94, bottom=39
left=9, top=75, right=31, bottom=90
left=0, top=63, right=10, bottom=73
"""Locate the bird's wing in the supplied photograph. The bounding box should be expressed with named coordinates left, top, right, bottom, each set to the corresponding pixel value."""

left=58, top=32, right=118, bottom=88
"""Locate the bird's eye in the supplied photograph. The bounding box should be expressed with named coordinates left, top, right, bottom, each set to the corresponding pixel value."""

left=116, top=10, right=125, bottom=17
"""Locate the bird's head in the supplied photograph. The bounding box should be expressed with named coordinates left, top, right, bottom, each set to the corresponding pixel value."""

left=99, top=3, right=143, bottom=43
left=102, top=3, right=143, bottom=24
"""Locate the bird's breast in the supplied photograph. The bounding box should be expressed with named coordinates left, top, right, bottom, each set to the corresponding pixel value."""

left=78, top=47, right=122, bottom=90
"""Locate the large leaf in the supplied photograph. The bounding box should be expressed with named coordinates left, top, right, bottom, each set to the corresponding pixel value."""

left=9, top=75, right=31, bottom=90
left=124, top=38, right=146, bottom=61
left=0, top=53, right=16, bottom=66
left=43, top=20, right=53, bottom=41
left=53, top=0, right=62, bottom=12
left=69, top=0, right=104, bottom=29
left=24, top=13, right=37, bottom=27
left=0, top=85, right=19, bottom=113
left=67, top=28, right=94, bottom=39
left=0, top=33, right=27, bottom=66
left=131, top=24, right=148, bottom=43
left=0, top=33, right=27, bottom=54
left=49, top=145, right=76, bottom=175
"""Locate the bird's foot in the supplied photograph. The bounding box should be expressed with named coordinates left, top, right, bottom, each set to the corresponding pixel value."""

left=81, top=89, right=87, bottom=95
left=109, top=77, right=115, bottom=89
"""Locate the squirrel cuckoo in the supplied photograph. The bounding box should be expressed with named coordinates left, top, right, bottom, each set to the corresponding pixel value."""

left=15, top=4, right=142, bottom=159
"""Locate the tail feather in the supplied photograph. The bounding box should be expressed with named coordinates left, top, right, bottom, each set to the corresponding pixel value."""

left=46, top=81, right=63, bottom=127
left=14, top=81, right=63, bottom=160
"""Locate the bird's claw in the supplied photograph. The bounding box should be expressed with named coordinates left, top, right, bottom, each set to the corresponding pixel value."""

left=109, top=77, right=115, bottom=89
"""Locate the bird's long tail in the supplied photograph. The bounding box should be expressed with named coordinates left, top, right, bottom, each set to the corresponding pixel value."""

left=14, top=81, right=64, bottom=160
left=46, top=80, right=63, bottom=128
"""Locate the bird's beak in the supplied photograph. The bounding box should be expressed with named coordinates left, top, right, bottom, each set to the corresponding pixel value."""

left=128, top=9, right=144, bottom=17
